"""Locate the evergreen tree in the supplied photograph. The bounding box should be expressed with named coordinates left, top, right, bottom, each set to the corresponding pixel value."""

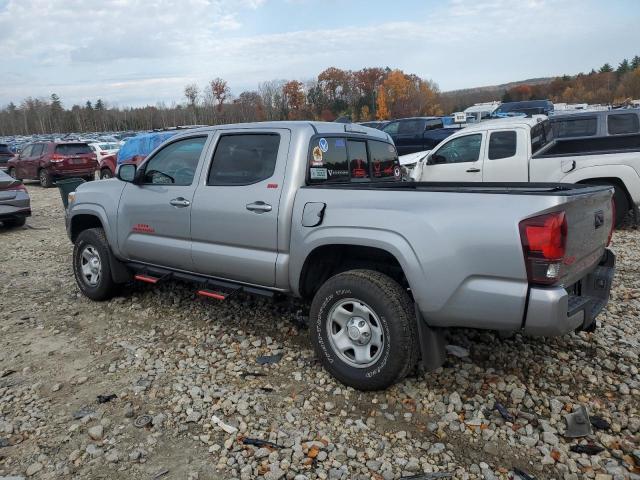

left=631, top=55, right=640, bottom=70
left=599, top=63, right=613, bottom=73
left=617, top=59, right=630, bottom=76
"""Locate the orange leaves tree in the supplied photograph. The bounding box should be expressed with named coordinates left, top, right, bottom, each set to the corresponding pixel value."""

left=282, top=80, right=306, bottom=120
left=376, top=70, right=442, bottom=119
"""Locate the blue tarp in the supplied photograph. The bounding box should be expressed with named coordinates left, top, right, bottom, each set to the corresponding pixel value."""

left=116, top=131, right=178, bottom=165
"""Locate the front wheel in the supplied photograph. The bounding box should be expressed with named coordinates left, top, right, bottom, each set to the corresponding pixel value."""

left=39, top=169, right=53, bottom=188
left=73, top=228, right=120, bottom=301
left=100, top=169, right=113, bottom=180
left=309, top=269, right=418, bottom=390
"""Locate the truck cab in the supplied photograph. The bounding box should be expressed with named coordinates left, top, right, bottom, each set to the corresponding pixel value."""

left=382, top=117, right=455, bottom=155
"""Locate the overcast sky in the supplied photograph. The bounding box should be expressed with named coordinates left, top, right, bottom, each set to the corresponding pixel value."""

left=0, top=0, right=638, bottom=108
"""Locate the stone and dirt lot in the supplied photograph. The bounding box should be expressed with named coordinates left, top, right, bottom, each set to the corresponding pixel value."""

left=0, top=184, right=638, bottom=480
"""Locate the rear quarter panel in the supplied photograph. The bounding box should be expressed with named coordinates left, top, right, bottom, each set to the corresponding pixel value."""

left=290, top=187, right=572, bottom=330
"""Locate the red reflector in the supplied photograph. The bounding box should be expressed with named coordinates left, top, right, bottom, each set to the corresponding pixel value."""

left=521, top=212, right=567, bottom=260
left=267, top=183, right=278, bottom=189
left=134, top=274, right=158, bottom=284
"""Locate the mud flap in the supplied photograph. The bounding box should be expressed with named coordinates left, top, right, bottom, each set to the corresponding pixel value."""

left=414, top=304, right=446, bottom=372
left=109, top=252, right=132, bottom=284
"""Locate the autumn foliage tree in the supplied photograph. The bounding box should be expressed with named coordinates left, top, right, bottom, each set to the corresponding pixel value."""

left=281, top=80, right=306, bottom=119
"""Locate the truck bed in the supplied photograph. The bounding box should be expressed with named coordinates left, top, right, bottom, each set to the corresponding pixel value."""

left=305, top=181, right=612, bottom=197
left=536, top=134, right=640, bottom=158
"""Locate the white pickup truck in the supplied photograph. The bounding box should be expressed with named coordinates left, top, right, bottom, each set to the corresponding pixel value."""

left=410, top=116, right=640, bottom=226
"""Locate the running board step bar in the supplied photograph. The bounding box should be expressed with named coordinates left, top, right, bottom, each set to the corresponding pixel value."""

left=197, top=289, right=228, bottom=301
left=134, top=274, right=160, bottom=284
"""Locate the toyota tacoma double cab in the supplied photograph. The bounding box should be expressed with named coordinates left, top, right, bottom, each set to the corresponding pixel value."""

left=66, top=121, right=616, bottom=390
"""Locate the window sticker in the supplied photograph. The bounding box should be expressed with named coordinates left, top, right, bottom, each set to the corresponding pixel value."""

left=312, top=146, right=323, bottom=165
left=318, top=138, right=329, bottom=152
left=393, top=165, right=401, bottom=180
left=310, top=167, right=328, bottom=180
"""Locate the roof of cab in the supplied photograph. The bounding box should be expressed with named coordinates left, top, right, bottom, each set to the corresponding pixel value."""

left=457, top=115, right=548, bottom=134
left=177, top=121, right=391, bottom=142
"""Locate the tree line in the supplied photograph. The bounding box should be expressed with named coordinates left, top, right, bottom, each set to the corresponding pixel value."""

left=0, top=67, right=442, bottom=136
left=1, top=56, right=639, bottom=136
left=441, top=55, right=640, bottom=113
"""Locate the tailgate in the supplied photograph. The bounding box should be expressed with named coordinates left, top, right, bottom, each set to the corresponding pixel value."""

left=558, top=185, right=613, bottom=286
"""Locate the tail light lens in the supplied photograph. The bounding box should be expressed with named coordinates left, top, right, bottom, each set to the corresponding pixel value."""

left=607, top=198, right=615, bottom=246
left=0, top=182, right=26, bottom=192
left=519, top=211, right=567, bottom=285
left=50, top=154, right=65, bottom=163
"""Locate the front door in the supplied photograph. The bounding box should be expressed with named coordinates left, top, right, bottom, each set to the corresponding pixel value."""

left=116, top=135, right=209, bottom=271
left=190, top=129, right=290, bottom=287
left=421, top=133, right=485, bottom=182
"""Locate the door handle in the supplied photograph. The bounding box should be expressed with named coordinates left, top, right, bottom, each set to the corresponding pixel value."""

left=169, top=197, right=190, bottom=208
left=246, top=201, right=272, bottom=213
left=466, top=168, right=481, bottom=173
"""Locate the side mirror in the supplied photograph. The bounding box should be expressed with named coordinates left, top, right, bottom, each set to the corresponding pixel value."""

left=117, top=164, right=136, bottom=182
left=428, top=154, right=446, bottom=165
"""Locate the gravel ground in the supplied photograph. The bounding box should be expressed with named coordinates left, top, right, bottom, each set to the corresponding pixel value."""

left=0, top=184, right=638, bottom=480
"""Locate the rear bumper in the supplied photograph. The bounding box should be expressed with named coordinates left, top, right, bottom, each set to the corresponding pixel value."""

left=49, top=168, right=96, bottom=179
left=0, top=206, right=31, bottom=221
left=523, top=249, right=615, bottom=336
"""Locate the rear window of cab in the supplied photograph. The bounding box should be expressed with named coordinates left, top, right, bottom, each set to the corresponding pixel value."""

left=308, top=136, right=400, bottom=184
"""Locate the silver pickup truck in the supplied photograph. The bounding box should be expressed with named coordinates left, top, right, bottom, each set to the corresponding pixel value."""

left=66, top=121, right=616, bottom=390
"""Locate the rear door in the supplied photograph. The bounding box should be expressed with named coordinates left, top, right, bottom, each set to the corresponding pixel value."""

left=190, top=129, right=290, bottom=287
left=421, top=133, right=485, bottom=182
left=14, top=145, right=32, bottom=178
left=116, top=134, right=209, bottom=270
left=481, top=128, right=529, bottom=181
left=27, top=144, right=44, bottom=178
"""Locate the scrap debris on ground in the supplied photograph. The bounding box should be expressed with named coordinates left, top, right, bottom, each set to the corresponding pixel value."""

left=0, top=185, right=638, bottom=479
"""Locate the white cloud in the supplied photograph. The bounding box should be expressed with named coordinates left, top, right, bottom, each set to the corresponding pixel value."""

left=0, top=0, right=637, bottom=106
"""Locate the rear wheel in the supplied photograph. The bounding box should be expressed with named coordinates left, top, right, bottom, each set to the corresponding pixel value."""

left=73, top=228, right=121, bottom=301
left=584, top=181, right=629, bottom=227
left=8, top=168, right=18, bottom=180
left=100, top=169, right=113, bottom=180
left=309, top=269, right=418, bottom=390
left=38, top=169, right=53, bottom=188
left=3, top=217, right=26, bottom=228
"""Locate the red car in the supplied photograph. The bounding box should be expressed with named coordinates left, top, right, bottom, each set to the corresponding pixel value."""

left=7, top=142, right=97, bottom=188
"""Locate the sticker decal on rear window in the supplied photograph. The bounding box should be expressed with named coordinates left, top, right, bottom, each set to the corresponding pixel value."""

left=312, top=146, right=323, bottom=165
left=310, top=167, right=328, bottom=180
left=318, top=138, right=329, bottom=152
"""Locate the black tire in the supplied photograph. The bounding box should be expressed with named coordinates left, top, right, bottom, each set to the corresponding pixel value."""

left=309, top=269, right=418, bottom=391
left=584, top=181, right=629, bottom=227
left=3, top=217, right=26, bottom=228
left=100, top=169, right=113, bottom=180
left=73, top=228, right=121, bottom=301
left=38, top=169, right=53, bottom=188
left=8, top=168, right=19, bottom=180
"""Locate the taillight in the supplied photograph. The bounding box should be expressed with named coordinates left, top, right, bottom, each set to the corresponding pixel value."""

left=519, top=211, right=567, bottom=285
left=50, top=154, right=65, bottom=163
left=607, top=198, right=615, bottom=247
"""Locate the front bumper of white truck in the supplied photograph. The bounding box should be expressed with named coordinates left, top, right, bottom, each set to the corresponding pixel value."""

left=523, top=249, right=615, bottom=336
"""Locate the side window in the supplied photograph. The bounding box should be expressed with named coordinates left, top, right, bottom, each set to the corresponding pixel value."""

left=425, top=119, right=443, bottom=131
left=608, top=113, right=640, bottom=135
left=488, top=131, right=517, bottom=160
left=382, top=122, right=399, bottom=135
left=308, top=137, right=348, bottom=183
left=142, top=136, right=206, bottom=186
left=20, top=145, right=33, bottom=158
left=369, top=140, right=399, bottom=180
left=551, top=117, right=597, bottom=138
left=431, top=134, right=482, bottom=164
left=398, top=120, right=423, bottom=135
left=208, top=134, right=279, bottom=186
left=31, top=144, right=44, bottom=156
left=347, top=140, right=369, bottom=180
